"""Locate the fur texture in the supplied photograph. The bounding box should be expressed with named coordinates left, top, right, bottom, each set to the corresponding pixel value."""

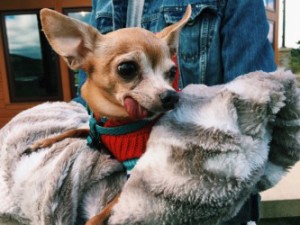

left=108, top=70, right=300, bottom=225
left=0, top=102, right=126, bottom=225
left=0, top=71, right=299, bottom=225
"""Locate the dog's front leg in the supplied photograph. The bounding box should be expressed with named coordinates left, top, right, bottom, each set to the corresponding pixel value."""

left=86, top=194, right=120, bottom=225
left=24, top=128, right=90, bottom=154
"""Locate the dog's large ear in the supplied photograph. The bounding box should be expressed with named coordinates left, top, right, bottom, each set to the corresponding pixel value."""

left=40, top=8, right=100, bottom=70
left=156, top=5, right=191, bottom=56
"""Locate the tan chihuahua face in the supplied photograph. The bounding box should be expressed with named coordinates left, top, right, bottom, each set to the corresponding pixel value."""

left=40, top=6, right=191, bottom=120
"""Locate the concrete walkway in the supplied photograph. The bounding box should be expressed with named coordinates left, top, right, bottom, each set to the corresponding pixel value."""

left=260, top=162, right=300, bottom=218
left=261, top=162, right=300, bottom=201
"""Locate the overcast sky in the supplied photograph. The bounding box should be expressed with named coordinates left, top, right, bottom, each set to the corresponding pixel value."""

left=5, top=11, right=91, bottom=59
left=278, top=0, right=300, bottom=48
left=5, top=14, right=42, bottom=59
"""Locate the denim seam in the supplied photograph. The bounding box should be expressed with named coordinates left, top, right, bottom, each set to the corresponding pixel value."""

left=95, top=12, right=113, bottom=19
left=199, top=16, right=209, bottom=83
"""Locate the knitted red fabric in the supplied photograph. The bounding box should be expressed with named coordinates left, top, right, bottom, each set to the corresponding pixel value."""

left=97, top=56, right=179, bottom=162
left=172, top=55, right=180, bottom=91
left=100, top=119, right=157, bottom=162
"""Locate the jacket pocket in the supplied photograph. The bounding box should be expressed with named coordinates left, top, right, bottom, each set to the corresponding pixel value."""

left=164, top=4, right=218, bottom=62
left=94, top=0, right=114, bottom=34
left=164, top=4, right=220, bottom=86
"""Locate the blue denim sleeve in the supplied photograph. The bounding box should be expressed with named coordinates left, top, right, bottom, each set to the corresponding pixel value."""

left=221, top=0, right=276, bottom=82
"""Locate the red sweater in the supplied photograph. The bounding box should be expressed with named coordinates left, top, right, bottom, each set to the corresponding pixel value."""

left=100, top=119, right=157, bottom=162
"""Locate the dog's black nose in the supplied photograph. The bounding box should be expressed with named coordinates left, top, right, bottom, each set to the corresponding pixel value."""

left=159, top=90, right=179, bottom=110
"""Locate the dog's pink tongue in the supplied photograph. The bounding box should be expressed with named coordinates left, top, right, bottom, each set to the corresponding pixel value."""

left=124, top=97, right=148, bottom=120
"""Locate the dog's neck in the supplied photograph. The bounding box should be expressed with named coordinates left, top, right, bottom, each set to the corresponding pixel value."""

left=87, top=115, right=158, bottom=174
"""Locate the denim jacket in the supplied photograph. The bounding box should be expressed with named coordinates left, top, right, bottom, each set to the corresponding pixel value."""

left=86, top=0, right=276, bottom=90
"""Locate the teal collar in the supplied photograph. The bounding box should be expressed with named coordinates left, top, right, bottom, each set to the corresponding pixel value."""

left=89, top=117, right=150, bottom=136
left=87, top=115, right=151, bottom=148
left=123, top=158, right=139, bottom=175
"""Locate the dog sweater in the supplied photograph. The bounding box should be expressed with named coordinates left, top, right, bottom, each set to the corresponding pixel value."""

left=100, top=118, right=157, bottom=162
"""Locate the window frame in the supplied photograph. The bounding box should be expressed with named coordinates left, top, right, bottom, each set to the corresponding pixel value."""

left=0, top=9, right=63, bottom=102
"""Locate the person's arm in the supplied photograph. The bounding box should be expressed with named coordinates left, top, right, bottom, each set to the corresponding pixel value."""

left=221, top=0, right=276, bottom=82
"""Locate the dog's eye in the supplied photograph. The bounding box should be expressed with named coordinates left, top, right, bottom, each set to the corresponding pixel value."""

left=117, top=61, right=138, bottom=80
left=168, top=66, right=177, bottom=80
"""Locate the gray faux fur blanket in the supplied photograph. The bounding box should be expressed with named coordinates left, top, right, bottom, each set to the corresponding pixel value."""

left=0, top=102, right=126, bottom=225
left=0, top=70, right=299, bottom=225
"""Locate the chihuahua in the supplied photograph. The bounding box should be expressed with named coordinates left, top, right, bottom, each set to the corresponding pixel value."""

left=29, top=5, right=191, bottom=151
left=29, top=5, right=192, bottom=225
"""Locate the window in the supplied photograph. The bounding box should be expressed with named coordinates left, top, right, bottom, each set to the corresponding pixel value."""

left=64, top=8, right=92, bottom=98
left=264, top=0, right=278, bottom=61
left=1, top=11, right=62, bottom=102
left=264, top=0, right=275, bottom=11
left=66, top=8, right=91, bottom=24
left=267, top=20, right=274, bottom=45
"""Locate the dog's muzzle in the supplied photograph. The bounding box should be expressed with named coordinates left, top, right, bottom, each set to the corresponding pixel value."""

left=159, top=90, right=179, bottom=110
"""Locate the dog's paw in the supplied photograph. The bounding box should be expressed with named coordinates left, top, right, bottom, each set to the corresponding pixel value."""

left=23, top=147, right=37, bottom=155
left=23, top=139, right=53, bottom=155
